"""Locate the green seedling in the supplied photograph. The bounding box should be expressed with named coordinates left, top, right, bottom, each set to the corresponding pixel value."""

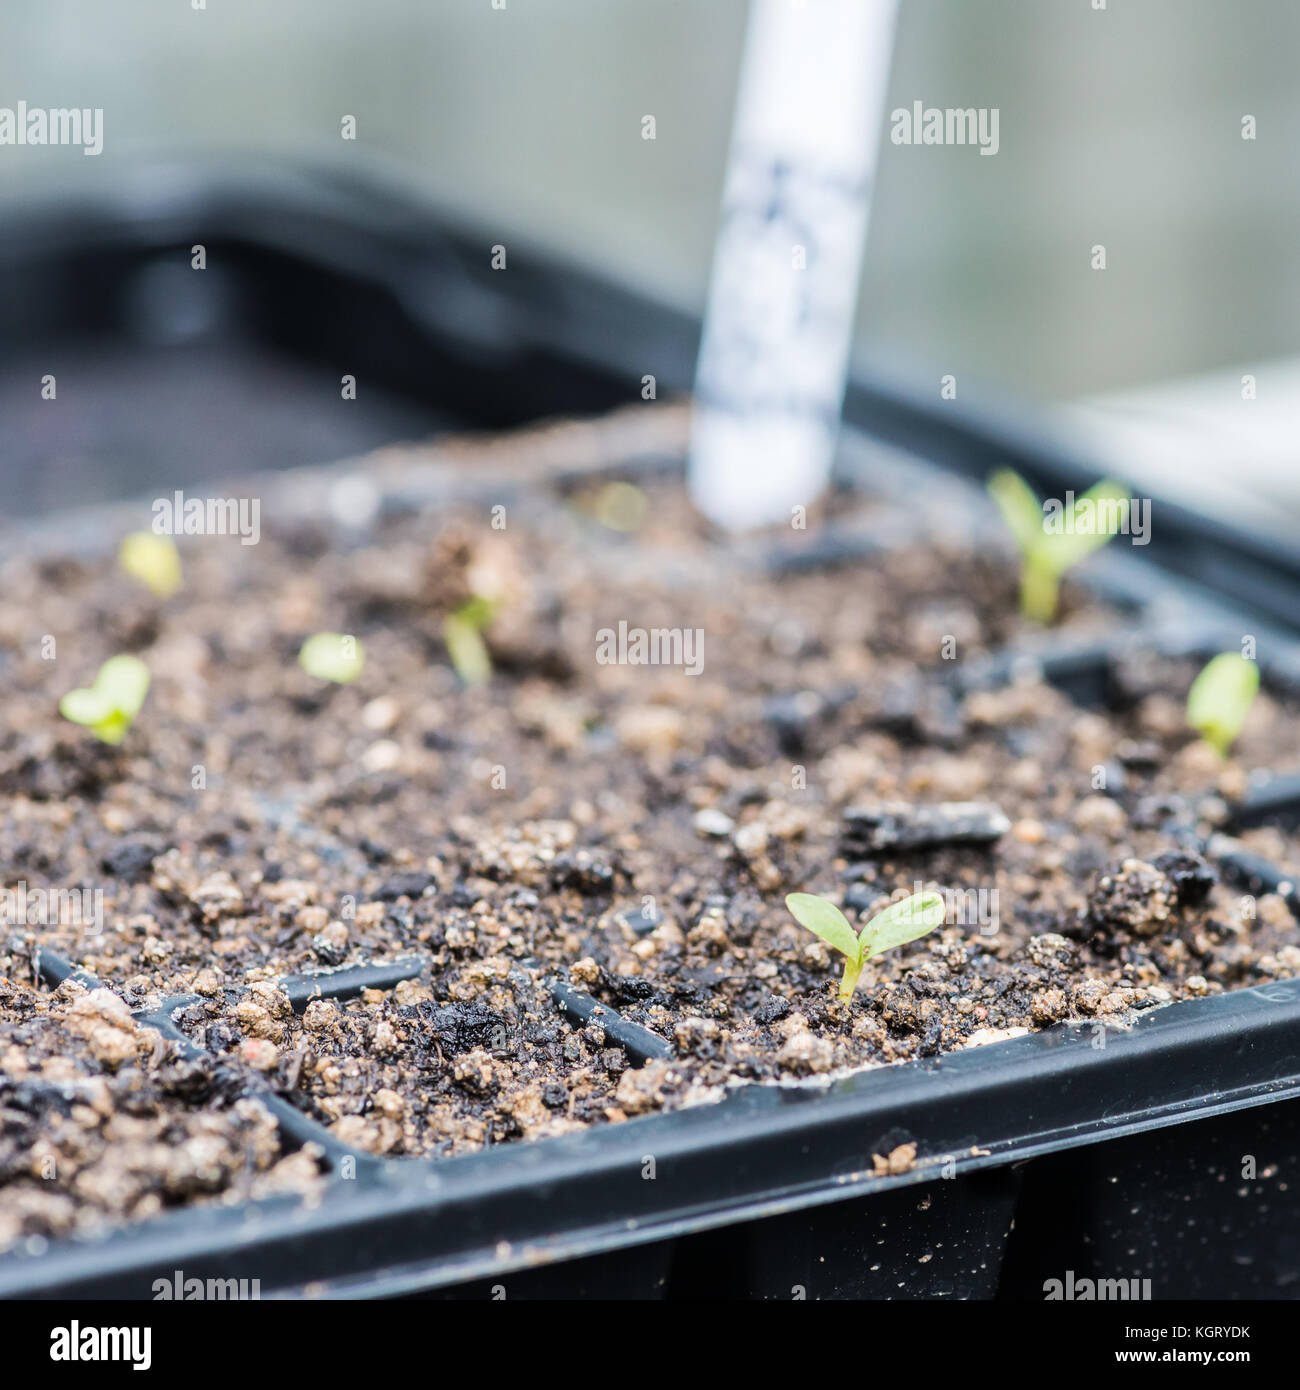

left=1187, top=652, right=1259, bottom=757
left=299, top=632, right=365, bottom=684
left=443, top=595, right=495, bottom=686
left=119, top=531, right=182, bottom=598
left=987, top=469, right=1130, bottom=623
left=786, top=890, right=946, bottom=1001
left=59, top=655, right=151, bottom=746
left=591, top=480, right=647, bottom=533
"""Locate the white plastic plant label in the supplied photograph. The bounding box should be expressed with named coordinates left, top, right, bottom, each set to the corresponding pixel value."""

left=689, top=0, right=899, bottom=530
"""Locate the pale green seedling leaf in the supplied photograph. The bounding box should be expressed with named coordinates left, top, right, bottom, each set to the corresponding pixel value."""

left=989, top=469, right=1132, bottom=623
left=60, top=654, right=151, bottom=745
left=97, top=655, right=151, bottom=718
left=1041, top=480, right=1130, bottom=574
left=592, top=481, right=647, bottom=532
left=59, top=687, right=113, bottom=727
left=299, top=632, right=365, bottom=684
left=987, top=469, right=1044, bottom=555
left=443, top=597, right=495, bottom=686
left=90, top=710, right=133, bottom=745
left=119, top=532, right=182, bottom=598
left=858, top=890, right=947, bottom=961
left=784, top=893, right=860, bottom=962
left=1187, top=652, right=1259, bottom=757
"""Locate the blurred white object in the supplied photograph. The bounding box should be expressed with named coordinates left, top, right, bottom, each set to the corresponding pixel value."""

left=689, top=0, right=899, bottom=529
left=1067, top=356, right=1300, bottom=544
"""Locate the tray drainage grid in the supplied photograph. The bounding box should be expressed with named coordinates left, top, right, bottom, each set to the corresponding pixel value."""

left=32, top=947, right=676, bottom=1186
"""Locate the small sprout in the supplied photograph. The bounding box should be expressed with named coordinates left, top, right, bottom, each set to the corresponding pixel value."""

left=987, top=469, right=1129, bottom=623
left=443, top=595, right=495, bottom=686
left=119, top=531, right=182, bottom=598
left=785, top=890, right=946, bottom=1001
left=591, top=481, right=647, bottom=532
left=571, top=480, right=648, bottom=532
left=59, top=655, right=151, bottom=746
left=299, top=632, right=365, bottom=684
left=1187, top=652, right=1259, bottom=757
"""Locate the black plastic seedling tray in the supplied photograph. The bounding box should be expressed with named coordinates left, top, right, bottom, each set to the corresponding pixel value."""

left=4, top=162, right=1300, bottom=1300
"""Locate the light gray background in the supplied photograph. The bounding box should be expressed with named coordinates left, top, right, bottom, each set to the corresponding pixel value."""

left=3, top=0, right=1298, bottom=509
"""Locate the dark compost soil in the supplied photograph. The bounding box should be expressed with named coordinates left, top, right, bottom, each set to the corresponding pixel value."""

left=0, top=975, right=320, bottom=1249
left=2, top=406, right=1298, bottom=1241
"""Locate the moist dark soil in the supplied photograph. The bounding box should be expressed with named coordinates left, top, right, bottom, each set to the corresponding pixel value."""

left=0, top=975, right=321, bottom=1250
left=2, top=406, right=1299, bottom=1234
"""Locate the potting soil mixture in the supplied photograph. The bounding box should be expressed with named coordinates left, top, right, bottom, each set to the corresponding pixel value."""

left=3, top=407, right=1298, bottom=1246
